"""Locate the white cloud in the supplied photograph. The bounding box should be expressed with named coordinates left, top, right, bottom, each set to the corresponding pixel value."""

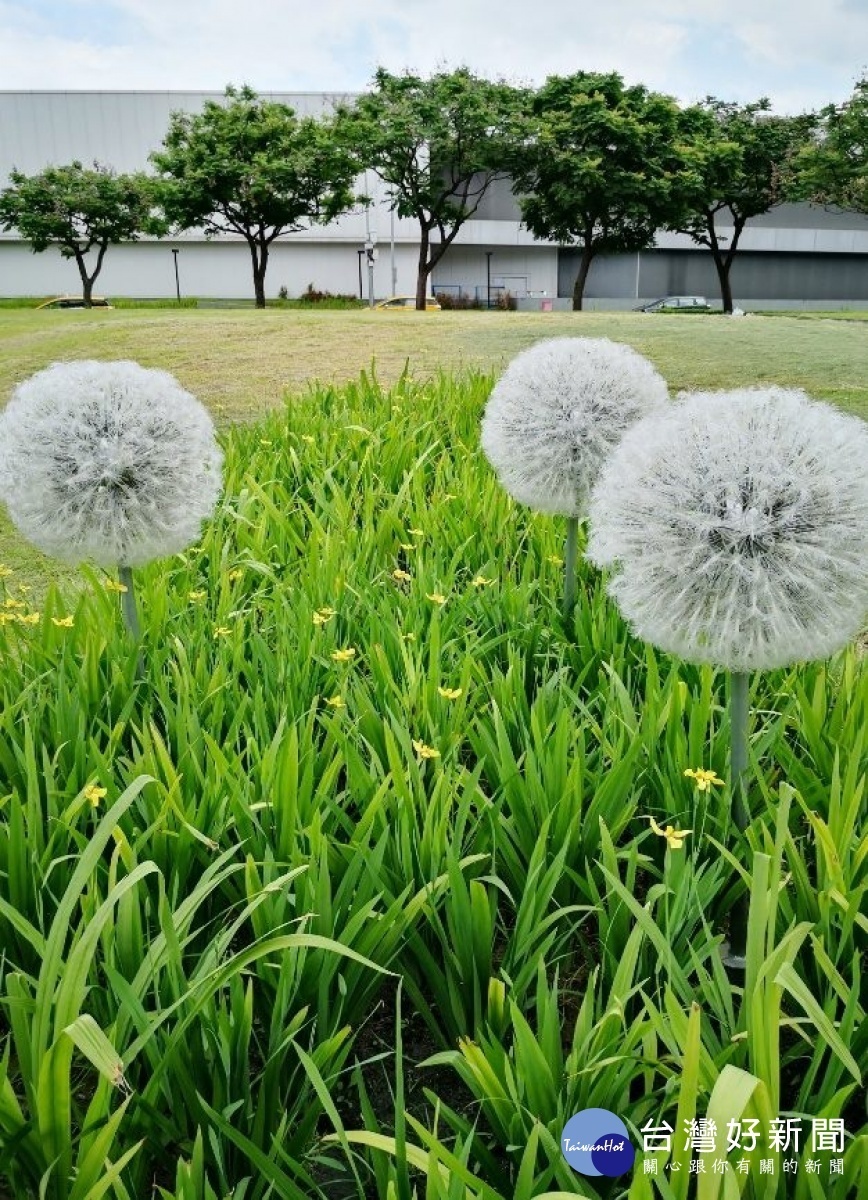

left=0, top=0, right=865, bottom=112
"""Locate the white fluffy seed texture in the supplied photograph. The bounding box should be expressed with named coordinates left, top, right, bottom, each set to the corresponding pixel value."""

left=0, top=360, right=223, bottom=567
left=587, top=387, right=868, bottom=671
left=480, top=337, right=670, bottom=517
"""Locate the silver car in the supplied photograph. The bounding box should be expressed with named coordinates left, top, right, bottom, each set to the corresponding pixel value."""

left=638, top=295, right=711, bottom=312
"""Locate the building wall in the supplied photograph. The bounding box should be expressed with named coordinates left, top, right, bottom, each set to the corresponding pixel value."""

left=431, top=245, right=558, bottom=300
left=0, top=90, right=355, bottom=178
left=557, top=246, right=868, bottom=305
left=0, top=237, right=427, bottom=300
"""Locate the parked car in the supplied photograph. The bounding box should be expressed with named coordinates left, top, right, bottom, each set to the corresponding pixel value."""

left=637, top=295, right=711, bottom=313
left=375, top=295, right=441, bottom=311
left=36, top=295, right=112, bottom=309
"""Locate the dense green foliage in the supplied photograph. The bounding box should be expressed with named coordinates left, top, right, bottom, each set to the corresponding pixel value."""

left=0, top=162, right=159, bottom=306
left=151, top=86, right=358, bottom=308
left=796, top=77, right=868, bottom=215
left=0, top=370, right=865, bottom=1198
left=337, top=68, right=527, bottom=309
left=509, top=74, right=693, bottom=311
left=671, top=101, right=815, bottom=313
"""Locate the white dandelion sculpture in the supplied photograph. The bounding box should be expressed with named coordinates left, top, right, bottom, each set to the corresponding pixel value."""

left=588, top=386, right=868, bottom=966
left=480, top=337, right=669, bottom=620
left=0, top=359, right=223, bottom=643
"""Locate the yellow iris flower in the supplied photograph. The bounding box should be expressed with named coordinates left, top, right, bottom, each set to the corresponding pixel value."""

left=648, top=816, right=692, bottom=850
left=684, top=767, right=724, bottom=791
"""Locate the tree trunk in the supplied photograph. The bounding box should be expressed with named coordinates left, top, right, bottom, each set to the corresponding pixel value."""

left=706, top=212, right=744, bottom=314
left=712, top=252, right=734, bottom=314
left=572, top=243, right=595, bottom=311
left=416, top=226, right=430, bottom=311
left=249, top=239, right=269, bottom=309
left=75, top=252, right=94, bottom=308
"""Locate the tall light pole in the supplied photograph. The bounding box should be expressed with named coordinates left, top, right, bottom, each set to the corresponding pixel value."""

left=171, top=247, right=181, bottom=303
left=485, top=250, right=493, bottom=309
left=390, top=189, right=397, bottom=297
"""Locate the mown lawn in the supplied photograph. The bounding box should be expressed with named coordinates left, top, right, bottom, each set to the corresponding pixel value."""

left=3, top=306, right=867, bottom=598
left=1, top=307, right=867, bottom=423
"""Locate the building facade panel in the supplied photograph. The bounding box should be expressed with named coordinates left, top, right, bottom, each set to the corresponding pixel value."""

left=0, top=237, right=426, bottom=300
left=557, top=247, right=868, bottom=305
left=431, top=245, right=558, bottom=300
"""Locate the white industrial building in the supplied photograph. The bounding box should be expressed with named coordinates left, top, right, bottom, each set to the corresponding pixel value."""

left=2, top=90, right=868, bottom=308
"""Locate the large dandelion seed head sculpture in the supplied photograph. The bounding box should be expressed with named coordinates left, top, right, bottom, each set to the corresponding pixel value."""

left=480, top=337, right=669, bottom=517
left=0, top=360, right=223, bottom=568
left=587, top=386, right=868, bottom=671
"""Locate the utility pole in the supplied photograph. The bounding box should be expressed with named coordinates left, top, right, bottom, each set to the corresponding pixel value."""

left=364, top=184, right=377, bottom=307
left=365, top=237, right=377, bottom=307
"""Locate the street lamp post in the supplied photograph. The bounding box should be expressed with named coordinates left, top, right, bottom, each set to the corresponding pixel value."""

left=171, top=247, right=181, bottom=303
left=357, top=249, right=365, bottom=299
left=485, top=251, right=493, bottom=310
left=365, top=238, right=377, bottom=308
left=364, top=180, right=376, bottom=308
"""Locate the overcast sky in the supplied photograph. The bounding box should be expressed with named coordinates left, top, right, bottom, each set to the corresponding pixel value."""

left=1, top=0, right=866, bottom=113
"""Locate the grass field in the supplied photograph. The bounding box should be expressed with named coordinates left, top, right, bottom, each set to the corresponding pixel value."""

left=3, top=306, right=868, bottom=598
left=2, top=307, right=868, bottom=423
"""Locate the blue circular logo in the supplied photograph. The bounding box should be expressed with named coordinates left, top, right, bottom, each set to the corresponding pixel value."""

left=560, top=1108, right=636, bottom=1177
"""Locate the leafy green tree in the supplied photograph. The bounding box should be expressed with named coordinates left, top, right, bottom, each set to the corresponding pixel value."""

left=152, top=85, right=358, bottom=308
left=0, top=161, right=158, bottom=306
left=509, top=72, right=691, bottom=310
left=338, top=67, right=527, bottom=310
left=670, top=99, right=814, bottom=312
left=795, top=78, right=868, bottom=214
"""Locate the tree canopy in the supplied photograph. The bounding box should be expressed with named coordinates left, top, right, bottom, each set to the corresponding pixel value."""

left=151, top=85, right=359, bottom=307
left=669, top=99, right=814, bottom=311
left=795, top=77, right=868, bottom=215
left=338, top=67, right=527, bottom=309
left=509, top=72, right=692, bottom=310
left=0, top=161, right=158, bottom=305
